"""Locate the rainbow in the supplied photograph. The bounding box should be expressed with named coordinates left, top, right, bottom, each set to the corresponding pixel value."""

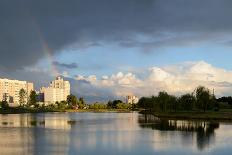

left=31, top=18, right=59, bottom=77
left=41, top=39, right=59, bottom=77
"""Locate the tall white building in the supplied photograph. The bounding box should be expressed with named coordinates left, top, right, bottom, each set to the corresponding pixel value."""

left=126, top=95, right=139, bottom=104
left=49, top=76, right=70, bottom=100
left=0, top=78, right=34, bottom=105
left=40, top=77, right=70, bottom=104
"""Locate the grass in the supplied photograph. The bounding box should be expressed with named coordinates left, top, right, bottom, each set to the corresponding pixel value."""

left=0, top=107, right=62, bottom=114
left=0, top=107, right=133, bottom=114
left=65, top=108, right=132, bottom=113
left=142, top=109, right=232, bottom=121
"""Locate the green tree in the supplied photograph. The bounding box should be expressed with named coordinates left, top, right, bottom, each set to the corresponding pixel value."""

left=79, top=97, right=85, bottom=109
left=168, top=95, right=178, bottom=112
left=112, top=100, right=123, bottom=108
left=29, top=91, right=37, bottom=106
left=67, top=94, right=78, bottom=107
left=137, top=96, right=156, bottom=110
left=0, top=101, right=9, bottom=109
left=157, top=91, right=170, bottom=112
left=79, top=97, right=85, bottom=105
left=116, top=103, right=132, bottom=109
left=89, top=103, right=107, bottom=109
left=107, top=100, right=113, bottom=108
left=56, top=101, right=68, bottom=110
left=178, top=93, right=196, bottom=111
left=195, top=86, right=211, bottom=112
left=19, top=88, right=27, bottom=106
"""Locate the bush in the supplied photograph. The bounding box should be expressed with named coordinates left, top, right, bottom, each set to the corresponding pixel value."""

left=116, top=103, right=132, bottom=109
left=1, top=101, right=9, bottom=109
left=89, top=103, right=107, bottom=109
left=56, top=101, right=68, bottom=110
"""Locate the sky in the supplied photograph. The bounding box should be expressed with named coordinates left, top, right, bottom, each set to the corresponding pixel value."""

left=1, top=0, right=232, bottom=102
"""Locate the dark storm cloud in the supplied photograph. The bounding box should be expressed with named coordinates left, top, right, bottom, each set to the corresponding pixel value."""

left=1, top=0, right=232, bottom=69
left=52, top=61, right=78, bottom=69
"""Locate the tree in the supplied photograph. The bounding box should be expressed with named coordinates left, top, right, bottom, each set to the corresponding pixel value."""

left=89, top=103, right=107, bottom=109
left=79, top=97, right=85, bottom=105
left=112, top=100, right=123, bottom=108
left=116, top=103, right=132, bottom=109
left=78, top=97, right=85, bottom=109
left=157, top=91, right=170, bottom=112
left=56, top=101, right=68, bottom=110
left=178, top=93, right=196, bottom=111
left=19, top=88, right=27, bottom=106
left=29, top=91, right=37, bottom=106
left=195, top=86, right=211, bottom=112
left=217, top=96, right=232, bottom=105
left=168, top=95, right=178, bottom=112
left=67, top=94, right=78, bottom=107
left=0, top=101, right=9, bottom=109
left=107, top=100, right=113, bottom=108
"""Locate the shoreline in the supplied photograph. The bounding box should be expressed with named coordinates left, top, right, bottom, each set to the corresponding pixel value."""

left=65, top=109, right=133, bottom=113
left=2, top=107, right=232, bottom=122
left=0, top=107, right=133, bottom=114
left=140, top=109, right=232, bottom=121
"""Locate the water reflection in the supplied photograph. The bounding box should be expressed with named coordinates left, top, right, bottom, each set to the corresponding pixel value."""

left=0, top=113, right=72, bottom=129
left=0, top=113, right=140, bottom=155
left=0, top=113, right=72, bottom=155
left=0, top=112, right=232, bottom=155
left=138, top=114, right=219, bottom=150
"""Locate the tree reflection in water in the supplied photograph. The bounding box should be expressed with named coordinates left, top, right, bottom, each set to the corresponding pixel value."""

left=138, top=114, right=219, bottom=150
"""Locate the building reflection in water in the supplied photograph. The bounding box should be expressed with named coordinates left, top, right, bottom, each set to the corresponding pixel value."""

left=138, top=114, right=219, bottom=151
left=0, top=112, right=140, bottom=155
left=0, top=113, right=71, bottom=155
left=0, top=112, right=226, bottom=155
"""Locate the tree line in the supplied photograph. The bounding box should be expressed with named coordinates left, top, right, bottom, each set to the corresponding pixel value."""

left=137, top=86, right=219, bottom=112
left=0, top=89, right=39, bottom=109
left=89, top=100, right=132, bottom=109
left=0, top=88, right=131, bottom=111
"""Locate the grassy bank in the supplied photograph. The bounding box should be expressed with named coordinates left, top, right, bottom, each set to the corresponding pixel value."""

left=0, top=107, right=133, bottom=114
left=65, top=109, right=132, bottom=113
left=0, top=107, right=64, bottom=114
left=141, top=109, right=232, bottom=121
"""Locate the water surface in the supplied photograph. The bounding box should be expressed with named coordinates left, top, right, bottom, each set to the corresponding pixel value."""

left=0, top=112, right=231, bottom=155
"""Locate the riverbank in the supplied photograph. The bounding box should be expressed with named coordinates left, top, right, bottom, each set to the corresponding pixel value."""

left=65, top=109, right=132, bottom=113
left=141, top=109, right=232, bottom=121
left=0, top=107, right=62, bottom=114
left=0, top=107, right=133, bottom=114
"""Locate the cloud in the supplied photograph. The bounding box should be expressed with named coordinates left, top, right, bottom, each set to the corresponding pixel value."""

left=52, top=61, right=78, bottom=69
left=0, top=67, right=53, bottom=90
left=73, top=61, right=232, bottom=102
left=2, top=60, right=232, bottom=102
left=1, top=0, right=232, bottom=69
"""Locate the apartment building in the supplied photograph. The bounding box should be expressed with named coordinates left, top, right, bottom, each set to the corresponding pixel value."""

left=126, top=95, right=139, bottom=104
left=0, top=78, right=34, bottom=105
left=49, top=76, right=70, bottom=100
left=40, top=77, right=70, bottom=104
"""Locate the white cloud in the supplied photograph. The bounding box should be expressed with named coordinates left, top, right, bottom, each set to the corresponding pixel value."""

left=74, top=61, right=232, bottom=100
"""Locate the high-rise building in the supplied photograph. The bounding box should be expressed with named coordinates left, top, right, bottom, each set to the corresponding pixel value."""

left=0, top=78, right=34, bottom=105
left=49, top=76, right=70, bottom=100
left=40, top=76, right=70, bottom=104
left=126, top=95, right=139, bottom=104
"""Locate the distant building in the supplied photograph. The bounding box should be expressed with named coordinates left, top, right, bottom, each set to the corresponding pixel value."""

left=49, top=76, right=70, bottom=100
left=126, top=95, right=139, bottom=104
left=39, top=76, right=70, bottom=104
left=0, top=78, right=34, bottom=105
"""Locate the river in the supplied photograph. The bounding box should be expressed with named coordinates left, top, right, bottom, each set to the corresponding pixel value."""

left=0, top=112, right=231, bottom=155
